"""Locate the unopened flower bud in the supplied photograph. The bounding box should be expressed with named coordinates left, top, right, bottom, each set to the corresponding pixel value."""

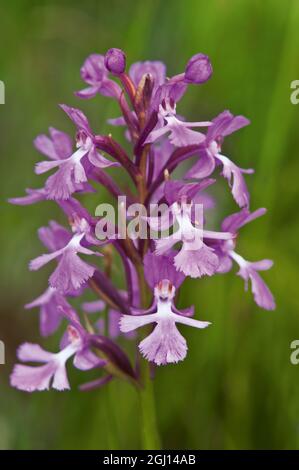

left=104, top=48, right=126, bottom=75
left=184, top=53, right=212, bottom=84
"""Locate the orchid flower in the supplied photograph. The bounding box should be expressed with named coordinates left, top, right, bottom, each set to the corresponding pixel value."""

left=34, top=106, right=119, bottom=200
left=186, top=110, right=254, bottom=207
left=120, top=254, right=210, bottom=365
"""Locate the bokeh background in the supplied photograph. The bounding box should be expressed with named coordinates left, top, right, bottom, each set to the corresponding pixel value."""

left=1, top=0, right=299, bottom=450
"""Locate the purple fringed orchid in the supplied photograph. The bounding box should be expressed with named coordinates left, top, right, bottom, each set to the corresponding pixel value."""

left=185, top=110, right=254, bottom=207
left=10, top=48, right=275, bottom=393
left=148, top=179, right=233, bottom=278
left=120, top=254, right=210, bottom=365
left=11, top=306, right=137, bottom=392
left=207, top=207, right=275, bottom=310
left=11, top=323, right=106, bottom=392
left=34, top=107, right=119, bottom=200
left=29, top=218, right=102, bottom=293
left=145, top=98, right=211, bottom=147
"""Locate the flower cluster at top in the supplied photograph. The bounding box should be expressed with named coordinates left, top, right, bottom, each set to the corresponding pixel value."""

left=9, top=48, right=275, bottom=392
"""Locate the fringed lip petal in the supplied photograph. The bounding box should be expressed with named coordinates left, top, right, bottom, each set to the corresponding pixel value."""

left=139, top=319, right=188, bottom=365
left=10, top=363, right=57, bottom=392
left=174, top=243, right=219, bottom=278
left=49, top=250, right=95, bottom=293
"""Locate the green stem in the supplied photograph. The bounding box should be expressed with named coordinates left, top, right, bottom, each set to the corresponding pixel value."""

left=133, top=67, right=161, bottom=449
left=134, top=238, right=161, bottom=449
left=138, top=360, right=161, bottom=450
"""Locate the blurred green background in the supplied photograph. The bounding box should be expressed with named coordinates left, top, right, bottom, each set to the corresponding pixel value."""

left=1, top=0, right=299, bottom=450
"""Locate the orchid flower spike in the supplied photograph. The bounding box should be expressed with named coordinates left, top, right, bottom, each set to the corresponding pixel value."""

left=119, top=254, right=211, bottom=365
left=9, top=49, right=275, bottom=392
